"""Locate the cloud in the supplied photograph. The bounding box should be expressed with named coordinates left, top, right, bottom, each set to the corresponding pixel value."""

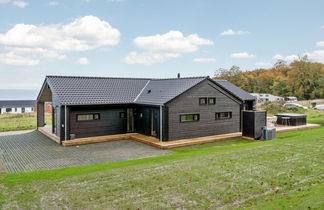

left=230, top=52, right=255, bottom=58
left=273, top=54, right=299, bottom=62
left=321, top=25, right=324, bottom=29
left=134, top=31, right=213, bottom=53
left=316, top=41, right=324, bottom=47
left=305, top=50, right=324, bottom=63
left=108, top=0, right=125, bottom=2
left=193, top=58, right=216, bottom=63
left=254, top=62, right=272, bottom=67
left=12, top=0, right=27, bottom=7
left=124, top=30, right=213, bottom=65
left=273, top=51, right=324, bottom=63
left=0, top=52, right=40, bottom=66
left=0, top=0, right=28, bottom=7
left=220, top=29, right=250, bottom=36
left=75, top=57, right=89, bottom=65
left=0, top=15, right=120, bottom=66
left=123, top=52, right=180, bottom=65
left=48, top=1, right=59, bottom=6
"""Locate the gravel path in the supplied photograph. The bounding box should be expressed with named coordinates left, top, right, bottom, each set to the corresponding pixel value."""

left=0, top=129, right=35, bottom=136
left=0, top=131, right=172, bottom=173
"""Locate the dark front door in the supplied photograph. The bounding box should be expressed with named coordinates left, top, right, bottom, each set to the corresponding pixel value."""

left=53, top=107, right=56, bottom=134
left=127, top=108, right=135, bottom=132
left=150, top=109, right=158, bottom=137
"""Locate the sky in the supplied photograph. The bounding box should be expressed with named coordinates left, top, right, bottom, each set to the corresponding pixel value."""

left=0, top=0, right=324, bottom=94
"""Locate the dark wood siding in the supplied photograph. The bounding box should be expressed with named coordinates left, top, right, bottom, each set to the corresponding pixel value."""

left=166, top=80, right=241, bottom=140
left=36, top=102, right=44, bottom=127
left=69, top=106, right=127, bottom=138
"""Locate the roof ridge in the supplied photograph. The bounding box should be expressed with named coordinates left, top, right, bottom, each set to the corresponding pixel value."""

left=133, top=80, right=151, bottom=103
left=46, top=75, right=152, bottom=80
left=0, top=100, right=35, bottom=101
left=152, top=76, right=208, bottom=81
left=46, top=75, right=209, bottom=81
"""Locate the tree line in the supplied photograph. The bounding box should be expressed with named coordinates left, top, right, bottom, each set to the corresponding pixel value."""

left=213, top=56, right=324, bottom=100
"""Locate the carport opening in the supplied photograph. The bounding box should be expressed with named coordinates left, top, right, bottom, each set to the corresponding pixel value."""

left=37, top=83, right=53, bottom=134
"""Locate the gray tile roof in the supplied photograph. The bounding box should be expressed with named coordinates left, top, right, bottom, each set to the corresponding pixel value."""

left=0, top=100, right=36, bottom=108
left=42, top=76, right=254, bottom=106
left=46, top=76, right=150, bottom=105
left=214, top=80, right=256, bottom=101
left=135, top=77, right=206, bottom=105
left=46, top=76, right=206, bottom=105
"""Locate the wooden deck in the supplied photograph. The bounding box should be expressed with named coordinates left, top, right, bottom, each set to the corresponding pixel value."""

left=276, top=123, right=320, bottom=133
left=63, top=132, right=242, bottom=149
left=46, top=123, right=320, bottom=149
left=38, top=126, right=60, bottom=144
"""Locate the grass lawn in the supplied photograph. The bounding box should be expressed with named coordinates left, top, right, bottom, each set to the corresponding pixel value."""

left=0, top=113, right=52, bottom=132
left=307, top=110, right=324, bottom=125
left=0, top=127, right=323, bottom=209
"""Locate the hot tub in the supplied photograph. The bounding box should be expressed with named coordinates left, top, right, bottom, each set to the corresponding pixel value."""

left=275, top=113, right=307, bottom=126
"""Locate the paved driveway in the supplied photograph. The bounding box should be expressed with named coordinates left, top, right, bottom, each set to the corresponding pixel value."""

left=0, top=131, right=172, bottom=173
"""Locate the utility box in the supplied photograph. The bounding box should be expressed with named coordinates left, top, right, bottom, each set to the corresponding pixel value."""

left=262, top=127, right=276, bottom=140
left=242, top=110, right=267, bottom=139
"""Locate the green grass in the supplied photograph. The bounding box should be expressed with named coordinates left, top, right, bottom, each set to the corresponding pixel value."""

left=307, top=110, right=324, bottom=125
left=172, top=138, right=252, bottom=152
left=0, top=127, right=323, bottom=209
left=0, top=113, right=52, bottom=132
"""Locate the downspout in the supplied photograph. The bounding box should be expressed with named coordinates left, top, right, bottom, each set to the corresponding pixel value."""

left=160, top=105, right=163, bottom=142
left=65, top=105, right=67, bottom=141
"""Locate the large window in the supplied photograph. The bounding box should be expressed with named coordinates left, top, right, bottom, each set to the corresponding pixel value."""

left=6, top=108, right=12, bottom=113
left=77, top=113, right=100, bottom=121
left=180, top=114, right=199, bottom=122
left=215, top=112, right=232, bottom=120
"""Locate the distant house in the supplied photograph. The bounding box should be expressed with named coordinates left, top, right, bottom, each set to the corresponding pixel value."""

left=251, top=93, right=284, bottom=104
left=37, top=76, right=256, bottom=143
left=0, top=100, right=36, bottom=114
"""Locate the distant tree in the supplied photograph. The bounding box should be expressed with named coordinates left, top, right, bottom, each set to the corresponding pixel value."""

left=214, top=65, right=241, bottom=79
left=213, top=60, right=324, bottom=100
left=273, top=59, right=287, bottom=68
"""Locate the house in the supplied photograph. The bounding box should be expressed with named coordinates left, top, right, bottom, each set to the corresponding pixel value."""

left=36, top=75, right=256, bottom=144
left=251, top=93, right=284, bottom=104
left=0, top=100, right=36, bottom=114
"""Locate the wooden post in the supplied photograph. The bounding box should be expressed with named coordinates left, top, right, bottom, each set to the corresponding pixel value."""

left=160, top=106, right=163, bottom=142
left=37, top=102, right=45, bottom=128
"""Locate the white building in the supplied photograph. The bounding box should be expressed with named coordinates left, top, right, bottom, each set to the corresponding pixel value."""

left=251, top=93, right=284, bottom=104
left=0, top=100, right=36, bottom=114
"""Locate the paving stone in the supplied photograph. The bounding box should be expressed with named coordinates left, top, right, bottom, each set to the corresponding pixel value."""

left=0, top=131, right=172, bottom=173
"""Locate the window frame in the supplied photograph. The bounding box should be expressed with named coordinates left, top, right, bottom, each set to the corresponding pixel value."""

left=76, top=113, right=100, bottom=122
left=199, top=97, right=208, bottom=105
left=208, top=97, right=216, bottom=105
left=215, top=112, right=232, bottom=120
left=180, top=113, right=200, bottom=123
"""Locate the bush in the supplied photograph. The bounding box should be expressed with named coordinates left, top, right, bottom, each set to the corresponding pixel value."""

left=261, top=102, right=287, bottom=115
